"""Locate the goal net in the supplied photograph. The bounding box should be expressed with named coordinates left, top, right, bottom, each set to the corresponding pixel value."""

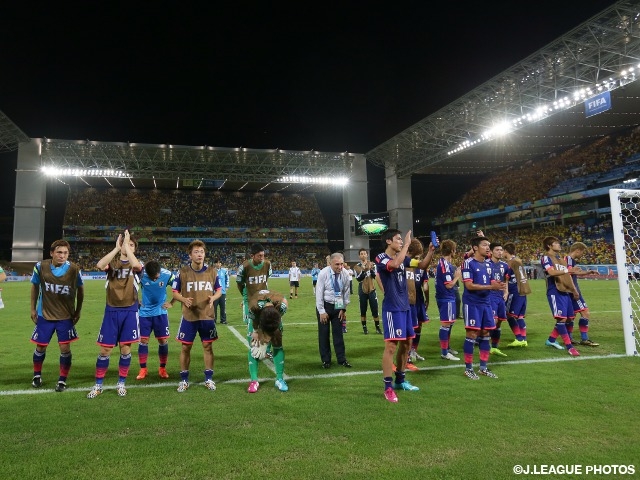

left=609, top=188, right=640, bottom=355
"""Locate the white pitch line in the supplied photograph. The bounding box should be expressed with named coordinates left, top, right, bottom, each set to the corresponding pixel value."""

left=0, top=353, right=630, bottom=396
left=225, top=324, right=278, bottom=375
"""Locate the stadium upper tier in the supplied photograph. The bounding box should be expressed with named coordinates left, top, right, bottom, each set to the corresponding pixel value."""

left=439, top=125, right=640, bottom=222
left=63, top=188, right=328, bottom=230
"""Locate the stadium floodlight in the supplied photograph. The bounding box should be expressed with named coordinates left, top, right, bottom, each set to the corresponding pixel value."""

left=41, top=166, right=131, bottom=178
left=277, top=175, right=349, bottom=186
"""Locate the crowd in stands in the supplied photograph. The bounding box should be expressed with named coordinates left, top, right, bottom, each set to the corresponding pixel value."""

left=441, top=125, right=640, bottom=219
left=62, top=188, right=330, bottom=272
left=64, top=188, right=326, bottom=229
left=440, top=220, right=616, bottom=267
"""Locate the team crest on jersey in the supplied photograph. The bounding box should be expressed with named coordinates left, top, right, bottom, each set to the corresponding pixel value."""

left=396, top=328, right=402, bottom=336
left=159, top=281, right=165, bottom=287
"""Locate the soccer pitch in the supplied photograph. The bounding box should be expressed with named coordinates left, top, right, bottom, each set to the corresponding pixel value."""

left=0, top=277, right=638, bottom=479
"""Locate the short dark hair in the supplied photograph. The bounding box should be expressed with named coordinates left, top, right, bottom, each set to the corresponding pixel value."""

left=251, top=243, right=265, bottom=255
left=489, top=242, right=502, bottom=251
left=381, top=229, right=401, bottom=248
left=145, top=260, right=160, bottom=279
left=259, top=306, right=281, bottom=336
left=50, top=239, right=71, bottom=253
left=542, top=236, right=560, bottom=250
left=441, top=239, right=456, bottom=256
left=471, top=236, right=490, bottom=248
left=358, top=248, right=368, bottom=254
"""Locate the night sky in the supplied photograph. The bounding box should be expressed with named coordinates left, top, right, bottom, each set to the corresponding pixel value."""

left=0, top=1, right=616, bottom=256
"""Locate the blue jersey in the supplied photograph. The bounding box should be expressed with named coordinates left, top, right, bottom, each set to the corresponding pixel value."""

left=541, top=254, right=568, bottom=295
left=140, top=268, right=175, bottom=317
left=311, top=268, right=321, bottom=281
left=217, top=267, right=230, bottom=294
left=31, top=261, right=84, bottom=316
left=414, top=268, right=427, bottom=306
left=375, top=252, right=411, bottom=311
left=565, top=256, right=582, bottom=293
left=488, top=259, right=509, bottom=299
left=462, top=256, right=493, bottom=305
left=435, top=257, right=457, bottom=302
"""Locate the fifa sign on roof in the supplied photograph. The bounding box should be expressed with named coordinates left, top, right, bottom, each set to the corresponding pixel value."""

left=585, top=91, right=611, bottom=118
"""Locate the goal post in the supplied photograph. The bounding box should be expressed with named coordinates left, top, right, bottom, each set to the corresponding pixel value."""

left=609, top=188, right=640, bottom=356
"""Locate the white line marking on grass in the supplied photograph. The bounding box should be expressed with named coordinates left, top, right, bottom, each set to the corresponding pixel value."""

left=225, top=324, right=277, bottom=374
left=0, top=353, right=629, bottom=396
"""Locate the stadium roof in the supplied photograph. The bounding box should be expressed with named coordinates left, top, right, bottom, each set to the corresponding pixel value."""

left=366, top=0, right=640, bottom=177
left=37, top=139, right=355, bottom=192
left=3, top=2, right=640, bottom=189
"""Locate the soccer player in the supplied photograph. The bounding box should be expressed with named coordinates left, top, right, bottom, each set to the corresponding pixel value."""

left=376, top=229, right=434, bottom=403
left=434, top=239, right=461, bottom=361
left=487, top=242, right=510, bottom=357
left=540, top=236, right=580, bottom=356
left=213, top=258, right=230, bottom=324
left=246, top=289, right=289, bottom=393
left=503, top=242, right=530, bottom=347
left=461, top=236, right=506, bottom=380
left=172, top=240, right=222, bottom=392
left=30, top=240, right=84, bottom=392
left=566, top=242, right=600, bottom=346
left=288, top=260, right=301, bottom=299
left=353, top=248, right=382, bottom=335
left=237, top=243, right=272, bottom=326
left=87, top=230, right=142, bottom=398
left=135, top=260, right=175, bottom=381
left=311, top=262, right=321, bottom=292
left=407, top=239, right=435, bottom=367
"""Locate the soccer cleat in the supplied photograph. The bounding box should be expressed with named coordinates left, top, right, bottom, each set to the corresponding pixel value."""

left=158, top=367, right=169, bottom=379
left=507, top=339, right=525, bottom=347
left=204, top=379, right=217, bottom=391
left=322, top=362, right=331, bottom=369
left=247, top=381, right=260, bottom=393
left=275, top=378, right=289, bottom=392
left=579, top=339, right=599, bottom=347
left=521, top=340, right=528, bottom=347
left=449, top=348, right=459, bottom=355
left=545, top=339, right=565, bottom=350
left=463, top=369, right=480, bottom=380
left=265, top=352, right=274, bottom=360
left=490, top=347, right=507, bottom=357
left=441, top=352, right=460, bottom=361
left=393, top=381, right=420, bottom=391
left=135, top=367, right=148, bottom=380
left=342, top=325, right=348, bottom=333
left=55, top=381, right=67, bottom=392
left=31, top=375, right=42, bottom=388
left=220, top=320, right=227, bottom=324
left=339, top=361, right=352, bottom=368
left=363, top=326, right=368, bottom=334
left=384, top=387, right=398, bottom=403
left=405, top=362, right=419, bottom=371
left=86, top=384, right=103, bottom=399
left=413, top=351, right=425, bottom=361
left=177, top=380, right=189, bottom=392
left=479, top=368, right=498, bottom=379
left=567, top=347, right=581, bottom=357
left=375, top=326, right=382, bottom=334
left=116, top=382, right=127, bottom=397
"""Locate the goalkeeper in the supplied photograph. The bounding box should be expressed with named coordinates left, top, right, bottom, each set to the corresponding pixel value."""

left=246, top=290, right=288, bottom=393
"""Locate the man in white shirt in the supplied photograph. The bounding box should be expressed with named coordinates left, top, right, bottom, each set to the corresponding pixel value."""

left=288, top=261, right=302, bottom=299
left=315, top=253, right=352, bottom=369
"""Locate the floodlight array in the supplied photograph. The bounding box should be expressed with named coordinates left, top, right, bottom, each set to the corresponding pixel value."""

left=277, top=175, right=349, bottom=186
left=41, top=166, right=131, bottom=178
left=446, top=65, right=640, bottom=156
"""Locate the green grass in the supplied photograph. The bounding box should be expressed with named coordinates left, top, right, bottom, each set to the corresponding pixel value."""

left=0, top=277, right=639, bottom=479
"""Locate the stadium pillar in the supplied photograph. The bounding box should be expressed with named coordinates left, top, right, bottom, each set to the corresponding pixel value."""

left=385, top=167, right=413, bottom=234
left=343, top=154, right=369, bottom=262
left=12, top=138, right=45, bottom=263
